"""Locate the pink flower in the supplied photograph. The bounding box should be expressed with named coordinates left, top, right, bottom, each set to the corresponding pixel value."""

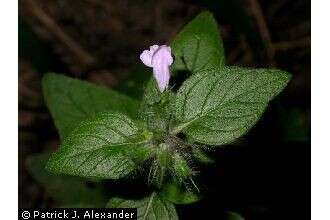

left=140, top=45, right=173, bottom=92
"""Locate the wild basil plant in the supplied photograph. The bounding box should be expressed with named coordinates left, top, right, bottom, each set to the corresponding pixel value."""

left=43, top=12, right=291, bottom=219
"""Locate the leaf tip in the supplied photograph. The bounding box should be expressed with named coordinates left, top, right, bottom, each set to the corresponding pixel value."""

left=196, top=10, right=214, bottom=19
left=276, top=69, right=292, bottom=91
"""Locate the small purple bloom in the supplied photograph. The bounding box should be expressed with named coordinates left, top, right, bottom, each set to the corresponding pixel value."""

left=140, top=45, right=173, bottom=92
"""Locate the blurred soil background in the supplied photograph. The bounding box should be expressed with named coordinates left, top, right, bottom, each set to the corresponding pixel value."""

left=19, top=0, right=310, bottom=219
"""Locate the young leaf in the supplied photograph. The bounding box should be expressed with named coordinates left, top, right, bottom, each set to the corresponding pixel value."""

left=160, top=183, right=200, bottom=205
left=141, top=78, right=162, bottom=106
left=192, top=148, right=214, bottom=164
left=171, top=154, right=193, bottom=182
left=173, top=67, right=291, bottom=145
left=26, top=152, right=107, bottom=207
left=46, top=112, right=152, bottom=179
left=139, top=78, right=175, bottom=133
left=148, top=143, right=172, bottom=188
left=106, top=193, right=178, bottom=220
left=171, top=11, right=225, bottom=74
left=42, top=73, right=139, bottom=139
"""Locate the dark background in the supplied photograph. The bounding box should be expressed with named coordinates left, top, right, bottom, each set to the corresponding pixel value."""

left=19, top=0, right=310, bottom=219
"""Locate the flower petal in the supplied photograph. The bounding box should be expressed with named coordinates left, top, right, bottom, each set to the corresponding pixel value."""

left=149, top=45, right=159, bottom=53
left=152, top=46, right=173, bottom=66
left=140, top=50, right=153, bottom=67
left=140, top=45, right=173, bottom=92
left=153, top=63, right=170, bottom=92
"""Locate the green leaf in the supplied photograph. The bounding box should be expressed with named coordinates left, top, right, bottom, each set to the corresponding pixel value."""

left=141, top=78, right=162, bottom=106
left=192, top=148, right=214, bottom=164
left=139, top=78, right=175, bottom=133
left=171, top=11, right=225, bottom=74
left=26, top=152, right=107, bottom=207
left=171, top=154, right=193, bottom=182
left=148, top=143, right=174, bottom=188
left=173, top=67, right=291, bottom=145
left=46, top=112, right=152, bottom=179
left=160, top=183, right=200, bottom=205
left=42, top=73, right=139, bottom=139
left=106, top=193, right=178, bottom=220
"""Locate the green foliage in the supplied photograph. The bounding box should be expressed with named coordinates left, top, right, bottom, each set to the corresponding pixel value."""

left=173, top=67, right=291, bottom=145
left=148, top=143, right=172, bottom=187
left=26, top=152, right=107, bottom=207
left=46, top=112, right=152, bottom=179
left=171, top=11, right=225, bottom=74
left=192, top=148, right=214, bottom=164
left=171, top=154, right=193, bottom=182
left=139, top=78, right=174, bottom=133
left=41, top=11, right=292, bottom=217
left=106, top=193, right=178, bottom=220
left=42, top=73, right=139, bottom=139
left=141, top=78, right=162, bottom=106
left=160, top=183, right=200, bottom=205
